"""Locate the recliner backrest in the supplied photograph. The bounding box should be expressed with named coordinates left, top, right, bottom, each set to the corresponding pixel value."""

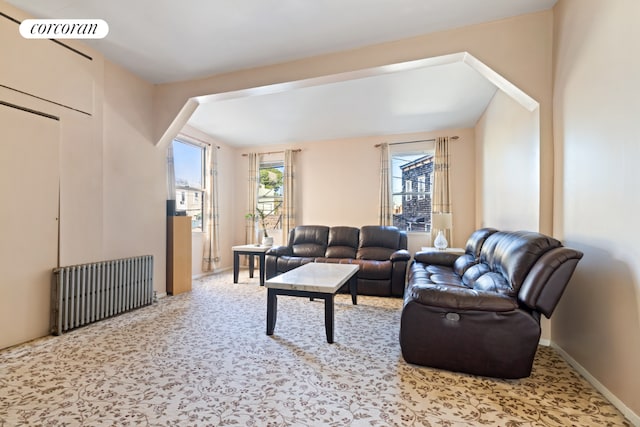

left=357, top=225, right=405, bottom=260
left=479, top=231, right=562, bottom=294
left=325, top=226, right=359, bottom=258
left=465, top=227, right=498, bottom=258
left=289, top=225, right=330, bottom=257
left=453, top=227, right=499, bottom=276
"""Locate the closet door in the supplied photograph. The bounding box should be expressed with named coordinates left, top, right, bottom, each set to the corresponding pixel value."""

left=0, top=103, right=59, bottom=349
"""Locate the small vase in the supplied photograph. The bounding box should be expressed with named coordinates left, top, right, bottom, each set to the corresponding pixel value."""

left=262, top=236, right=274, bottom=247
left=433, top=230, right=448, bottom=250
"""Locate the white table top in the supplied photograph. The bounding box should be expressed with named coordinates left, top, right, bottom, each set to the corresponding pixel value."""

left=232, top=244, right=272, bottom=253
left=265, top=263, right=359, bottom=293
left=420, top=247, right=465, bottom=254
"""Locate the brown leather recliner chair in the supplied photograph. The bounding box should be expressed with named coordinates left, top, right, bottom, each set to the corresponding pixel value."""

left=400, top=229, right=583, bottom=378
left=265, top=225, right=410, bottom=297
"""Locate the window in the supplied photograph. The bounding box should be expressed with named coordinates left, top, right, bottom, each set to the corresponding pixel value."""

left=257, top=160, right=284, bottom=232
left=391, top=150, right=434, bottom=232
left=172, top=139, right=205, bottom=231
left=418, top=175, right=426, bottom=200
left=405, top=180, right=413, bottom=201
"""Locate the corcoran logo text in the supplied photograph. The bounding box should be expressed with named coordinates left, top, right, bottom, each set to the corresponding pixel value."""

left=19, top=19, right=109, bottom=39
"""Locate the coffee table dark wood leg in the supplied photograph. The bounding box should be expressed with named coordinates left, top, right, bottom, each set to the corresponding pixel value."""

left=233, top=251, right=240, bottom=283
left=266, top=289, right=277, bottom=336
left=248, top=254, right=255, bottom=278
left=324, top=294, right=334, bottom=343
left=259, top=253, right=266, bottom=286
left=350, top=275, right=358, bottom=305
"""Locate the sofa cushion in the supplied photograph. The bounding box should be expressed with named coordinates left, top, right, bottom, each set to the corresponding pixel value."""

left=276, top=256, right=314, bottom=273
left=461, top=263, right=490, bottom=287
left=464, top=227, right=498, bottom=257
left=480, top=231, right=562, bottom=292
left=473, top=272, right=514, bottom=296
left=408, top=283, right=519, bottom=312
left=325, top=226, right=359, bottom=258
left=425, top=264, right=454, bottom=275
left=357, top=226, right=403, bottom=260
left=452, top=254, right=477, bottom=276
left=429, top=273, right=464, bottom=286
left=290, top=225, right=329, bottom=258
left=352, top=259, right=392, bottom=280
left=314, top=257, right=353, bottom=264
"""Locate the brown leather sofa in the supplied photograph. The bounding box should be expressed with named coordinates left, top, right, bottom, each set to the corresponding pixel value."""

left=265, top=225, right=410, bottom=297
left=400, top=228, right=583, bottom=378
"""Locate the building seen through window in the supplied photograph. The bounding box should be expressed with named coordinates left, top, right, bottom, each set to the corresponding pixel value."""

left=391, top=152, right=434, bottom=232
left=172, top=139, right=204, bottom=231
left=257, top=161, right=284, bottom=231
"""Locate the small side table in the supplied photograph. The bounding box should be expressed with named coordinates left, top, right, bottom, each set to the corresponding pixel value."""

left=232, top=245, right=271, bottom=286
left=420, top=247, right=465, bottom=255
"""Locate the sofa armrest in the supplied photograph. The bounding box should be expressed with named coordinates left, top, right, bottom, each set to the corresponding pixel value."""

left=414, top=251, right=459, bottom=267
left=407, top=283, right=518, bottom=312
left=391, top=249, right=411, bottom=262
left=266, top=245, right=292, bottom=257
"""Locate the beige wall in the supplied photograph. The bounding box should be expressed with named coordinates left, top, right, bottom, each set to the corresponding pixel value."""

left=475, top=90, right=540, bottom=231
left=102, top=60, right=166, bottom=288
left=0, top=1, right=168, bottom=347
left=552, top=0, right=640, bottom=420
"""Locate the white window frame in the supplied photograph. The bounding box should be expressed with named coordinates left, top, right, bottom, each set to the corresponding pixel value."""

left=172, top=139, right=206, bottom=231
left=257, top=159, right=284, bottom=233
left=390, top=141, right=435, bottom=233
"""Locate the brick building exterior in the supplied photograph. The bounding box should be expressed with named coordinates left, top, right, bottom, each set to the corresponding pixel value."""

left=394, top=155, right=434, bottom=231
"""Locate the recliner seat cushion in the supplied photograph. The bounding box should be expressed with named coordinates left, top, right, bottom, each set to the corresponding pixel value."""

left=276, top=256, right=314, bottom=272
left=352, top=259, right=392, bottom=280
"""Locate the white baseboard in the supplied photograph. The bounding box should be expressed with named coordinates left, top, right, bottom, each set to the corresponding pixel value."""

left=551, top=343, right=639, bottom=426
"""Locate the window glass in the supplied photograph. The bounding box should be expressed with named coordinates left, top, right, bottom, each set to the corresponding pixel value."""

left=257, top=161, right=284, bottom=232
left=391, top=150, right=434, bottom=232
left=173, top=139, right=204, bottom=231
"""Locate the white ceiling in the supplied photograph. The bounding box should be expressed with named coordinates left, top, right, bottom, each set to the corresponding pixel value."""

left=7, top=0, right=556, bottom=146
left=189, top=58, right=499, bottom=146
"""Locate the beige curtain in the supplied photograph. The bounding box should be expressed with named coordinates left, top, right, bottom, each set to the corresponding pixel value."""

left=202, top=145, right=220, bottom=272
left=281, top=149, right=296, bottom=242
left=433, top=136, right=452, bottom=242
left=247, top=153, right=260, bottom=244
left=378, top=143, right=392, bottom=226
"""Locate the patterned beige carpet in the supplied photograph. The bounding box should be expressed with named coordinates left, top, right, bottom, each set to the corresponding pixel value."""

left=0, top=272, right=632, bottom=426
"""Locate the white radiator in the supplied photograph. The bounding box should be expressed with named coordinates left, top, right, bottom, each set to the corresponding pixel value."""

left=51, top=255, right=154, bottom=335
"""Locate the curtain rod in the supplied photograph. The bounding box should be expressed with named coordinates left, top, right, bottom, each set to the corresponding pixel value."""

left=241, top=148, right=302, bottom=157
left=177, top=134, right=220, bottom=149
left=374, top=136, right=458, bottom=148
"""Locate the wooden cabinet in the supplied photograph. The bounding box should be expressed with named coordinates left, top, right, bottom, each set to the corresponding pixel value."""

left=167, top=216, right=192, bottom=295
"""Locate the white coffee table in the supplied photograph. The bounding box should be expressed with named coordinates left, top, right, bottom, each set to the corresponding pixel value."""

left=265, top=263, right=359, bottom=343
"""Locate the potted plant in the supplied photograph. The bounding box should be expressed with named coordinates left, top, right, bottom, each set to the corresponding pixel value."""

left=246, top=208, right=273, bottom=246
left=256, top=207, right=274, bottom=246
